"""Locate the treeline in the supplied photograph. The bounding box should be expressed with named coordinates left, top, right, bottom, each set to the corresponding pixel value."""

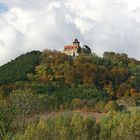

left=0, top=51, right=41, bottom=84
left=0, top=83, right=110, bottom=111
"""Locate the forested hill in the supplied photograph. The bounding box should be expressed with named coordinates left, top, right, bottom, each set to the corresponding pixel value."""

left=0, top=51, right=41, bottom=84
left=1, top=50, right=140, bottom=140
left=0, top=49, right=140, bottom=98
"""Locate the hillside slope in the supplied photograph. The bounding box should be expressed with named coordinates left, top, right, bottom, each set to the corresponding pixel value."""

left=0, top=51, right=41, bottom=84
left=0, top=49, right=140, bottom=99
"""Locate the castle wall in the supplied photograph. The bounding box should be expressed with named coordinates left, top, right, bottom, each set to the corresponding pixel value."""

left=63, top=39, right=80, bottom=57
left=63, top=48, right=79, bottom=56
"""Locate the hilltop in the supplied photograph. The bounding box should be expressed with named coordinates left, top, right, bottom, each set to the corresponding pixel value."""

left=0, top=48, right=140, bottom=111
left=0, top=48, right=140, bottom=139
left=0, top=49, right=140, bottom=99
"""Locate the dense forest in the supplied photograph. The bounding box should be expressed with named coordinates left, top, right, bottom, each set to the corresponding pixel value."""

left=0, top=49, right=140, bottom=139
left=0, top=51, right=41, bottom=84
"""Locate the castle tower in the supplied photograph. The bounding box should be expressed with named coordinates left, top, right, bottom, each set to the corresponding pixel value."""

left=63, top=39, right=81, bottom=57
left=73, top=38, right=80, bottom=46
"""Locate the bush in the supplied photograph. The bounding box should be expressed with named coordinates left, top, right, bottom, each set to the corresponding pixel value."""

left=71, top=99, right=86, bottom=110
left=104, top=101, right=118, bottom=112
left=87, top=98, right=97, bottom=108
left=0, top=100, right=17, bottom=139
left=14, top=112, right=99, bottom=140
left=95, top=101, right=106, bottom=112
left=100, top=109, right=140, bottom=139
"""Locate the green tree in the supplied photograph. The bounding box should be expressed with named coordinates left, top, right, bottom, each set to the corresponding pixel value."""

left=0, top=100, right=17, bottom=139
left=10, top=89, right=39, bottom=131
left=0, top=51, right=41, bottom=84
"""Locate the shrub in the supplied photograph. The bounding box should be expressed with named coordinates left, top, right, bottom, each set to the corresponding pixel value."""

left=71, top=99, right=86, bottom=110
left=9, top=89, right=43, bottom=132
left=104, top=101, right=118, bottom=112
left=100, top=109, right=140, bottom=139
left=87, top=98, right=97, bottom=108
left=95, top=101, right=106, bottom=112
left=14, top=112, right=99, bottom=140
left=0, top=100, right=17, bottom=139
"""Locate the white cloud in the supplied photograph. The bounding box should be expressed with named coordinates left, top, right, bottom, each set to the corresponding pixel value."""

left=0, top=0, right=140, bottom=65
left=3, top=8, right=34, bottom=33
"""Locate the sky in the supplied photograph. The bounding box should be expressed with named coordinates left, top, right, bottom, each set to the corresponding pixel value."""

left=0, top=0, right=140, bottom=65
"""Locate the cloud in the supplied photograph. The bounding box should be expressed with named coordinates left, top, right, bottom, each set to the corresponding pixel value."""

left=0, top=0, right=140, bottom=65
left=22, top=5, right=83, bottom=52
left=0, top=15, right=23, bottom=65
left=68, top=0, right=140, bottom=58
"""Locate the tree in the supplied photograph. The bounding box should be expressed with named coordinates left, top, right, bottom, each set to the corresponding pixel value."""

left=10, top=89, right=39, bottom=131
left=0, top=51, right=41, bottom=84
left=0, top=100, right=17, bottom=139
left=104, top=101, right=118, bottom=112
left=109, top=67, right=130, bottom=85
left=104, top=82, right=115, bottom=99
left=134, top=66, right=140, bottom=92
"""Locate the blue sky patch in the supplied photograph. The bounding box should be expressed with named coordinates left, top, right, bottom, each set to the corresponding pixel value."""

left=0, top=3, right=8, bottom=13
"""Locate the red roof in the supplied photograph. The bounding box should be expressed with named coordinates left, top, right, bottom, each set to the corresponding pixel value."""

left=64, top=45, right=79, bottom=51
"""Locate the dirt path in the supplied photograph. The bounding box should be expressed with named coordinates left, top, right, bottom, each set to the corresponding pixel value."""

left=41, top=111, right=107, bottom=121
left=74, top=111, right=107, bottom=120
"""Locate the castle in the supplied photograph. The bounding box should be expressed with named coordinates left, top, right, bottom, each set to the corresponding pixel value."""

left=63, top=39, right=81, bottom=57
